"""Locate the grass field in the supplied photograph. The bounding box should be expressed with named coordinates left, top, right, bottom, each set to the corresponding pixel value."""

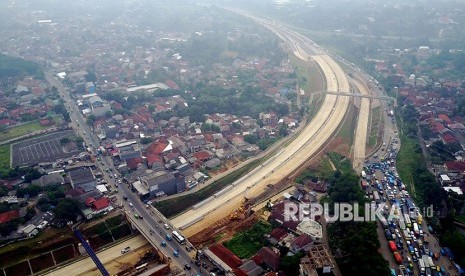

left=0, top=144, right=10, bottom=171
left=0, top=115, right=62, bottom=143
left=396, top=136, right=418, bottom=195
left=224, top=221, right=272, bottom=259
left=368, top=106, right=382, bottom=147
left=295, top=154, right=335, bottom=183
left=337, top=105, right=357, bottom=146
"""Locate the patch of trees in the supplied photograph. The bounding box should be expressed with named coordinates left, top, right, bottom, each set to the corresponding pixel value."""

left=428, top=140, right=461, bottom=164
left=326, top=170, right=389, bottom=275
left=16, top=184, right=42, bottom=198
left=37, top=186, right=66, bottom=212
left=185, top=86, right=288, bottom=122
left=0, top=54, right=43, bottom=84
left=53, top=103, right=70, bottom=122
left=201, top=123, right=220, bottom=133
left=397, top=102, right=447, bottom=208
left=54, top=199, right=81, bottom=222
left=140, top=137, right=153, bottom=145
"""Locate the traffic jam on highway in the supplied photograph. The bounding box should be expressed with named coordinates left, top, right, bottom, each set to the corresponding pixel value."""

left=362, top=140, right=455, bottom=276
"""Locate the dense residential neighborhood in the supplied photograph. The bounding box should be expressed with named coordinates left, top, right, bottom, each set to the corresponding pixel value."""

left=2, top=0, right=465, bottom=275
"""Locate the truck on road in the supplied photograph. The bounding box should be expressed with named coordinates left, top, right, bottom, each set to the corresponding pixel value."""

left=389, top=241, right=397, bottom=252
left=413, top=222, right=420, bottom=236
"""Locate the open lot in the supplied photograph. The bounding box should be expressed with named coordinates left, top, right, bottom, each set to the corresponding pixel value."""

left=11, top=130, right=79, bottom=167
left=0, top=116, right=62, bottom=143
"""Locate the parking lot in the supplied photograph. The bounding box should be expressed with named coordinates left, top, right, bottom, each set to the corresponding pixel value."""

left=12, top=130, right=79, bottom=167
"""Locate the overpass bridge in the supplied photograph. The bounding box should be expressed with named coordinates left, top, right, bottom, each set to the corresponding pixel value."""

left=308, top=90, right=396, bottom=107
left=315, top=90, right=395, bottom=101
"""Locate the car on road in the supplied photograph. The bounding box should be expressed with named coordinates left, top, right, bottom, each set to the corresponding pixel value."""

left=123, top=195, right=128, bottom=200
left=160, top=241, right=166, bottom=247
left=121, top=246, right=131, bottom=254
left=129, top=202, right=133, bottom=207
left=173, top=250, right=179, bottom=257
left=164, top=223, right=170, bottom=229
left=184, top=263, right=191, bottom=270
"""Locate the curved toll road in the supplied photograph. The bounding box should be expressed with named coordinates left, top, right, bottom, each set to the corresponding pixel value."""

left=171, top=18, right=351, bottom=236
left=352, top=79, right=370, bottom=171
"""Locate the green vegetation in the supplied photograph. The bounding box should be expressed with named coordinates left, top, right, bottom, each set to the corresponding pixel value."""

left=396, top=102, right=446, bottom=208
left=154, top=158, right=264, bottom=217
left=326, top=168, right=389, bottom=275
left=369, top=106, right=382, bottom=147
left=295, top=155, right=334, bottom=183
left=0, top=54, right=43, bottom=83
left=337, top=106, right=357, bottom=146
left=54, top=199, right=81, bottom=222
left=224, top=221, right=272, bottom=258
left=0, top=144, right=10, bottom=173
left=0, top=115, right=61, bottom=143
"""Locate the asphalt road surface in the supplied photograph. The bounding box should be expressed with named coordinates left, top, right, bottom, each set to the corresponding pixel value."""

left=45, top=73, right=198, bottom=274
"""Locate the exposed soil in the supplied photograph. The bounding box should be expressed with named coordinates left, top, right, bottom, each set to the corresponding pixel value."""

left=189, top=213, right=258, bottom=249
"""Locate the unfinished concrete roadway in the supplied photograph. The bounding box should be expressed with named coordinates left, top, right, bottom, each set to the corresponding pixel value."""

left=352, top=79, right=370, bottom=172
left=171, top=25, right=351, bottom=236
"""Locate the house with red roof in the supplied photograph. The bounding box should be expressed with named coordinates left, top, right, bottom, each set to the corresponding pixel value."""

left=92, top=197, right=110, bottom=211
left=256, top=247, right=280, bottom=271
left=85, top=197, right=111, bottom=213
left=268, top=227, right=288, bottom=245
left=193, top=151, right=213, bottom=162
left=146, top=141, right=170, bottom=155
left=290, top=234, right=314, bottom=253
left=438, top=114, right=452, bottom=125
left=0, top=209, right=20, bottom=224
left=441, top=133, right=458, bottom=145
left=126, top=157, right=145, bottom=170
left=0, top=118, right=15, bottom=126
left=269, top=200, right=300, bottom=231
left=444, top=161, right=465, bottom=175
left=205, top=244, right=243, bottom=273
left=165, top=80, right=179, bottom=90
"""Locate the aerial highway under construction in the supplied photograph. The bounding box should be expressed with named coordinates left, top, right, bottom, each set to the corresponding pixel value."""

left=171, top=13, right=352, bottom=236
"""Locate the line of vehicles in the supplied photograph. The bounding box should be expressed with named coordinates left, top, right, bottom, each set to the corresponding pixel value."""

left=363, top=161, right=447, bottom=276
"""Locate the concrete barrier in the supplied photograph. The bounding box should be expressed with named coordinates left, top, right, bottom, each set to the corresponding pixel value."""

left=192, top=196, right=214, bottom=210
left=213, top=185, right=233, bottom=198
left=179, top=215, right=205, bottom=230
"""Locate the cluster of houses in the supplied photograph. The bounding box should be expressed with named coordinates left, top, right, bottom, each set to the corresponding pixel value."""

left=0, top=78, right=63, bottom=128
left=202, top=187, right=334, bottom=276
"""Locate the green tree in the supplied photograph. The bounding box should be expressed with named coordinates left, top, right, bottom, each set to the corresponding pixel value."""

left=60, top=137, right=70, bottom=145
left=140, top=137, right=153, bottom=144
left=85, top=72, right=97, bottom=82
left=86, top=114, right=96, bottom=126
left=55, top=199, right=81, bottom=221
